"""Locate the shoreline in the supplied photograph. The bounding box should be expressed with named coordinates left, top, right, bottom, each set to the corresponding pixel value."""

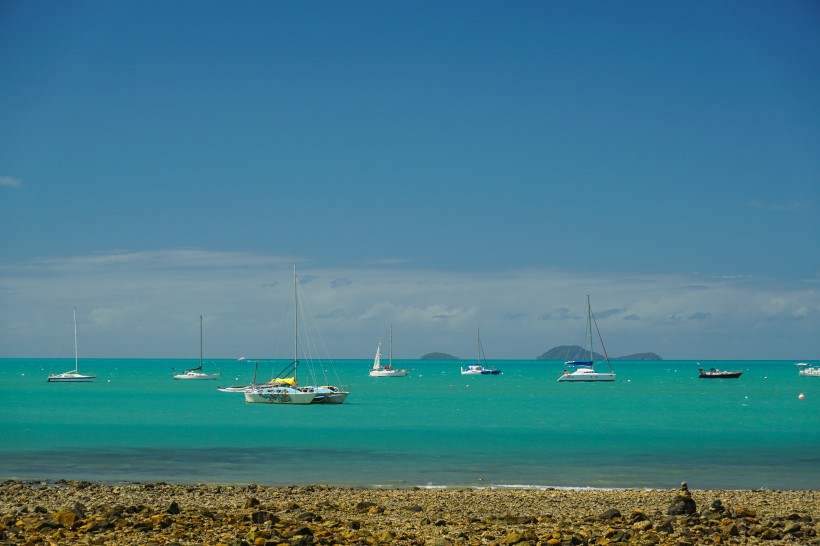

left=2, top=480, right=817, bottom=545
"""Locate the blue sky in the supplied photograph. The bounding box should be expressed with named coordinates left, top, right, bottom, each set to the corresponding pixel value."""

left=1, top=1, right=818, bottom=360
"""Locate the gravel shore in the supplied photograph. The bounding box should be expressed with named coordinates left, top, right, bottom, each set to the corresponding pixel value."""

left=1, top=480, right=817, bottom=545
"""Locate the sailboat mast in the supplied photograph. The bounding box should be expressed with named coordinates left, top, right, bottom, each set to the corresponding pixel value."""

left=199, top=315, right=203, bottom=369
left=73, top=308, right=78, bottom=373
left=587, top=295, right=593, bottom=362
left=293, top=265, right=298, bottom=381
left=389, top=324, right=393, bottom=367
left=477, top=324, right=481, bottom=364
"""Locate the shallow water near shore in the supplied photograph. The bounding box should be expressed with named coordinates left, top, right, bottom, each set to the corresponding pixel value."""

left=1, top=359, right=818, bottom=489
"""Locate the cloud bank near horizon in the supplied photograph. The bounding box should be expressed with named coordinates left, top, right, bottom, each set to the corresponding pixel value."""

left=1, top=249, right=817, bottom=360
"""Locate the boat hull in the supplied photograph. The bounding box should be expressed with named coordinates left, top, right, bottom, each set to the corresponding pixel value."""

left=174, top=372, right=221, bottom=380
left=313, top=391, right=349, bottom=404
left=217, top=385, right=252, bottom=392
left=244, top=388, right=316, bottom=405
left=698, top=368, right=742, bottom=379
left=557, top=370, right=615, bottom=382
left=47, top=373, right=95, bottom=383
left=796, top=364, right=820, bottom=377
left=369, top=369, right=408, bottom=377
left=461, top=365, right=501, bottom=375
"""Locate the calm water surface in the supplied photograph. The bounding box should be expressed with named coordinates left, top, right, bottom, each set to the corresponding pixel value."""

left=1, top=359, right=818, bottom=489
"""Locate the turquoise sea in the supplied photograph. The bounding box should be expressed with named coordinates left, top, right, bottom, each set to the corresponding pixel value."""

left=1, top=359, right=818, bottom=490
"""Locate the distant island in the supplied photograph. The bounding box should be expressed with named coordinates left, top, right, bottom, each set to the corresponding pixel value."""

left=420, top=352, right=459, bottom=360
left=536, top=345, right=662, bottom=361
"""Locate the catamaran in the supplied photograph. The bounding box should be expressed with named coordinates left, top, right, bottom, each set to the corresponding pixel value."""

left=245, top=265, right=349, bottom=404
left=557, top=296, right=615, bottom=382
left=460, top=325, right=501, bottom=375
left=48, top=309, right=95, bottom=383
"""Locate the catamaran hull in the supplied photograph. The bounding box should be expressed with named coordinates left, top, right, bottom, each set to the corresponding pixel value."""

left=461, top=367, right=501, bottom=375
left=244, top=390, right=316, bottom=404
left=557, top=372, right=615, bottom=382
left=313, top=391, right=349, bottom=404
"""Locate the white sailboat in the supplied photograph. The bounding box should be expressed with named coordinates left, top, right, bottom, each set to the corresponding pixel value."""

left=174, top=316, right=221, bottom=380
left=245, top=265, right=348, bottom=404
left=48, top=309, right=95, bottom=383
left=370, top=325, right=409, bottom=377
left=557, top=295, right=615, bottom=382
left=460, top=325, right=501, bottom=375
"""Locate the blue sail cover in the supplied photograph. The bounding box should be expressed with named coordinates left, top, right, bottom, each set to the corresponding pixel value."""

left=565, top=360, right=593, bottom=367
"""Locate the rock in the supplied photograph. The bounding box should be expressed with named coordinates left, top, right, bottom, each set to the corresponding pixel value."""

left=735, top=507, right=757, bottom=518
left=630, top=509, right=648, bottom=522
left=71, top=502, right=87, bottom=519
left=599, top=508, right=621, bottom=520
left=52, top=509, right=78, bottom=528
left=719, top=519, right=739, bottom=536
left=501, top=531, right=523, bottom=543
left=166, top=500, right=180, bottom=515
left=250, top=510, right=278, bottom=524
left=760, top=528, right=781, bottom=540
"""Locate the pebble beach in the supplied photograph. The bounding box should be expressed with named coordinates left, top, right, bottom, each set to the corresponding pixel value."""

left=1, top=480, right=817, bottom=545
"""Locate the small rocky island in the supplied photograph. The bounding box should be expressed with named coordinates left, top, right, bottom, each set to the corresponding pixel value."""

left=537, top=345, right=662, bottom=361
left=419, top=352, right=459, bottom=360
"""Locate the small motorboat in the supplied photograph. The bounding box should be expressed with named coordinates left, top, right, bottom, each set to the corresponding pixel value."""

left=698, top=367, right=742, bottom=379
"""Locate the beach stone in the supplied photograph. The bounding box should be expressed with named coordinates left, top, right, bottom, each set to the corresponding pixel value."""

left=783, top=522, right=802, bottom=535
left=632, top=520, right=652, bottom=532
left=719, top=519, right=739, bottom=536
left=166, top=500, right=181, bottom=514
left=53, top=509, right=78, bottom=528
left=251, top=510, right=278, bottom=524
left=630, top=509, right=648, bottom=522
left=735, top=507, right=757, bottom=518
left=151, top=513, right=172, bottom=528
left=72, top=502, right=87, bottom=519
left=599, top=508, right=621, bottom=520
left=760, top=527, right=781, bottom=540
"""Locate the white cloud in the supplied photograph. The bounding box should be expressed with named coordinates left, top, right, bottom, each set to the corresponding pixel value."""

left=0, top=176, right=22, bottom=188
left=1, top=249, right=819, bottom=360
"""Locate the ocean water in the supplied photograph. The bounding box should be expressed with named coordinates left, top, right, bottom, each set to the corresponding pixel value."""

left=1, top=358, right=818, bottom=490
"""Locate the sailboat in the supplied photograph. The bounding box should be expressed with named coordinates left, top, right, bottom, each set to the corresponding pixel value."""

left=557, top=295, right=615, bottom=382
left=370, top=325, right=409, bottom=377
left=460, top=325, right=501, bottom=375
left=48, top=309, right=95, bottom=382
left=173, top=316, right=221, bottom=380
left=245, top=265, right=349, bottom=405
